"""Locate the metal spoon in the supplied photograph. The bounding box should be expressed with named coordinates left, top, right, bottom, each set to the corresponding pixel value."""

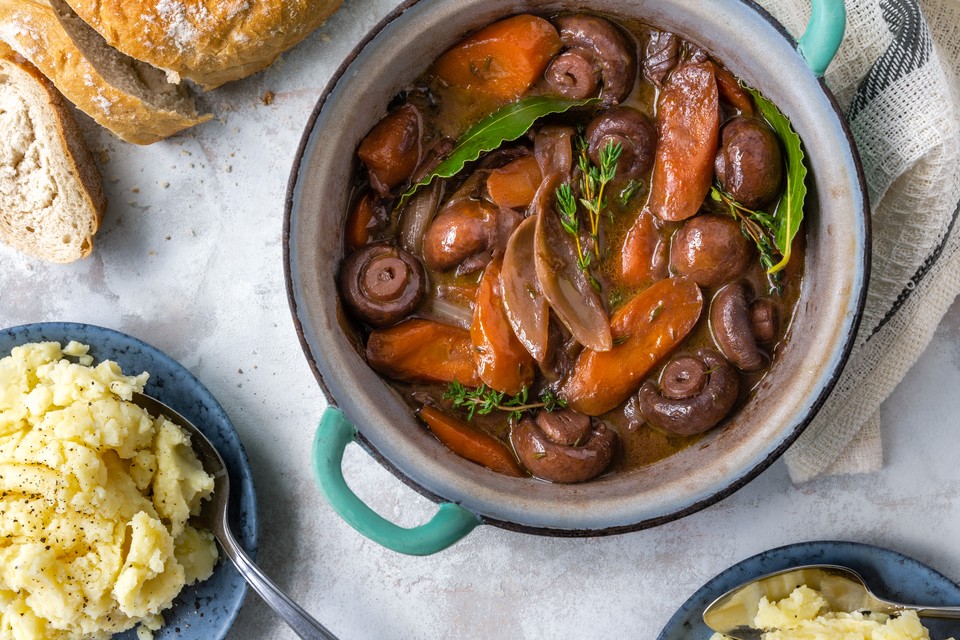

left=703, top=564, right=960, bottom=640
left=133, top=393, right=339, bottom=640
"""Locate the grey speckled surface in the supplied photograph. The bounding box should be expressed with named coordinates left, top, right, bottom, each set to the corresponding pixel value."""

left=1, top=1, right=959, bottom=638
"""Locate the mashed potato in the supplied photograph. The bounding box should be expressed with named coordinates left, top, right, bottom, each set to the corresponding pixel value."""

left=710, top=584, right=955, bottom=640
left=0, top=341, right=219, bottom=640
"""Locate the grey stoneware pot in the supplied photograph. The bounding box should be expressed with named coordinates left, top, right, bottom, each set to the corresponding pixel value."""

left=284, top=0, right=869, bottom=554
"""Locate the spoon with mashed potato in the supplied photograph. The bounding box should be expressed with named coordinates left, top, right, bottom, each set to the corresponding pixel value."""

left=703, top=564, right=960, bottom=640
left=133, top=386, right=340, bottom=640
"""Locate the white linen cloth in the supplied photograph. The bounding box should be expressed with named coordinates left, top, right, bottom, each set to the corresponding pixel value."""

left=756, top=0, right=960, bottom=482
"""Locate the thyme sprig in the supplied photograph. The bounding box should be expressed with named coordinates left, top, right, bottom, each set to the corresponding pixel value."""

left=577, top=139, right=622, bottom=255
left=710, top=185, right=783, bottom=295
left=553, top=139, right=622, bottom=294
left=556, top=183, right=591, bottom=272
left=444, top=381, right=567, bottom=421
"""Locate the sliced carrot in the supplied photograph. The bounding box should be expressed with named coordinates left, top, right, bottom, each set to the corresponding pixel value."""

left=366, top=319, right=482, bottom=386
left=433, top=15, right=562, bottom=100
left=645, top=61, right=719, bottom=222
left=357, top=104, right=421, bottom=194
left=561, top=277, right=703, bottom=416
left=470, top=258, right=535, bottom=394
left=486, top=155, right=542, bottom=210
left=714, top=64, right=754, bottom=116
left=419, top=405, right=526, bottom=477
left=616, top=207, right=669, bottom=288
left=344, top=192, right=387, bottom=252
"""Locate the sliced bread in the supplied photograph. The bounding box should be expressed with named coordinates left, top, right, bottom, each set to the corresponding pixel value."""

left=61, top=0, right=343, bottom=89
left=0, top=0, right=211, bottom=145
left=0, top=43, right=105, bottom=263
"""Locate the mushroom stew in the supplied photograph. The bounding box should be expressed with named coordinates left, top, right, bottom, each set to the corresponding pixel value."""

left=336, top=12, right=806, bottom=484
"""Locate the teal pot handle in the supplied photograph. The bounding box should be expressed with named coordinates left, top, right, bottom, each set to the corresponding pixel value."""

left=797, top=0, right=846, bottom=76
left=312, top=407, right=481, bottom=555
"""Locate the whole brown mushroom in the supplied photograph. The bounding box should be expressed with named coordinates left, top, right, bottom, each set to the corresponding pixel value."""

left=710, top=282, right=772, bottom=371
left=643, top=30, right=679, bottom=87
left=544, top=48, right=600, bottom=100
left=339, top=242, right=426, bottom=327
left=637, top=349, right=739, bottom=436
left=669, top=214, right=754, bottom=287
left=422, top=198, right=521, bottom=274
left=715, top=117, right=784, bottom=210
left=750, top=297, right=778, bottom=343
left=551, top=15, right=636, bottom=106
left=511, top=409, right=617, bottom=483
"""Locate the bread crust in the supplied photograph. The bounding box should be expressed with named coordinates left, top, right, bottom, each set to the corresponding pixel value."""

left=0, top=44, right=105, bottom=262
left=62, top=0, right=343, bottom=89
left=0, top=0, right=211, bottom=145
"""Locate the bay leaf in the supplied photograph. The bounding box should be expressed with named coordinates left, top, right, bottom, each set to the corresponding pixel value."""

left=396, top=96, right=598, bottom=209
left=743, top=86, right=808, bottom=274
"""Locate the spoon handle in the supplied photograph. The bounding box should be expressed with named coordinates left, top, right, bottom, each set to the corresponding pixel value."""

left=218, top=524, right=339, bottom=640
left=911, top=605, right=960, bottom=619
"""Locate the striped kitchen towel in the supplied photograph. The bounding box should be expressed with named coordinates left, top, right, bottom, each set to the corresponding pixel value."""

left=758, top=0, right=960, bottom=482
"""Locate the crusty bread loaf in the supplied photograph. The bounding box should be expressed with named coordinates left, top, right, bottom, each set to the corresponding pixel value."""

left=0, top=43, right=105, bottom=263
left=0, top=0, right=210, bottom=145
left=61, top=0, right=343, bottom=89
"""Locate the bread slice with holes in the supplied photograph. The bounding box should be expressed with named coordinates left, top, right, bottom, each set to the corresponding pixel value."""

left=0, top=43, right=105, bottom=263
left=0, top=0, right=210, bottom=145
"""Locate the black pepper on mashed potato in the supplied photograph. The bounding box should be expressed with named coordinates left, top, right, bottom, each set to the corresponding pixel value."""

left=0, top=341, right=218, bottom=640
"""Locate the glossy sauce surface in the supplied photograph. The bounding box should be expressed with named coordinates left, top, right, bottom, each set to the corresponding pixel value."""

left=338, top=12, right=804, bottom=481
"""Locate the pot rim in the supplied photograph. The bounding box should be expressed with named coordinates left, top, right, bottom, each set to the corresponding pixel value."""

left=284, top=0, right=871, bottom=536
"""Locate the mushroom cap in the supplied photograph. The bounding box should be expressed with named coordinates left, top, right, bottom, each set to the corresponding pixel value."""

left=638, top=349, right=739, bottom=436
left=553, top=14, right=637, bottom=106
left=669, top=214, right=754, bottom=288
left=511, top=416, right=617, bottom=483
left=339, top=242, right=426, bottom=327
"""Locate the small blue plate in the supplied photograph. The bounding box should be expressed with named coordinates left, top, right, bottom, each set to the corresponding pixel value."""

left=0, top=322, right=258, bottom=640
left=659, top=540, right=960, bottom=640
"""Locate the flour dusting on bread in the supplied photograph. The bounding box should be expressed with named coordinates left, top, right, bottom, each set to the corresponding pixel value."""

left=61, top=0, right=344, bottom=88
left=0, top=0, right=210, bottom=144
left=155, top=0, right=204, bottom=51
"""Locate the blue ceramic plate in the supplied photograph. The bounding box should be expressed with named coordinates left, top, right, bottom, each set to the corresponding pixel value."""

left=0, top=322, right=258, bottom=640
left=659, top=540, right=960, bottom=640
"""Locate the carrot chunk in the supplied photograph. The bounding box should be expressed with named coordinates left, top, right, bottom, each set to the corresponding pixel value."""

left=433, top=15, right=562, bottom=100
left=714, top=64, right=754, bottom=116
left=561, top=277, right=703, bottom=415
left=486, top=155, right=542, bottom=210
left=344, top=192, right=387, bottom=252
left=616, top=208, right=669, bottom=287
left=645, top=61, right=720, bottom=222
left=357, top=104, right=421, bottom=195
left=419, top=405, right=526, bottom=477
left=366, top=319, right=482, bottom=386
left=471, top=258, right=536, bottom=394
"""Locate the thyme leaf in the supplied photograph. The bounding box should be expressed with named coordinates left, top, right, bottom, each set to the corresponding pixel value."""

left=577, top=138, right=622, bottom=253
left=619, top=179, right=642, bottom=207
left=444, top=382, right=567, bottom=421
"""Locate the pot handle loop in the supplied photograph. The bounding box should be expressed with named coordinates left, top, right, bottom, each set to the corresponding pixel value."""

left=312, top=407, right=481, bottom=555
left=797, top=0, right=846, bottom=77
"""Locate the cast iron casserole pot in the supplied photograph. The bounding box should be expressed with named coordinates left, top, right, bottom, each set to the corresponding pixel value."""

left=285, top=0, right=869, bottom=554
